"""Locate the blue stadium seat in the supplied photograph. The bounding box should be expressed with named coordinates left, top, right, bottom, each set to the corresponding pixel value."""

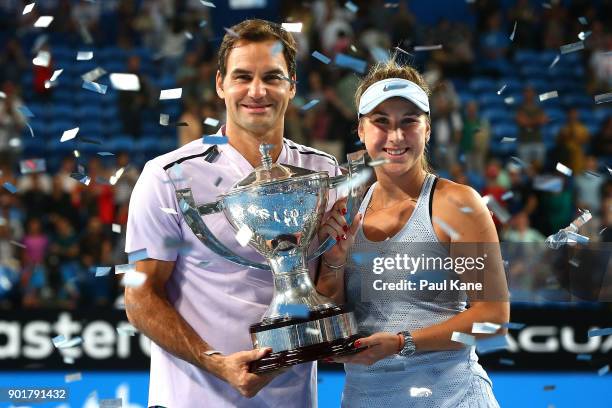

left=469, top=78, right=497, bottom=93
left=478, top=94, right=505, bottom=109
left=107, top=135, right=135, bottom=152
left=481, top=107, right=511, bottom=124
left=561, top=94, right=593, bottom=109
left=491, top=123, right=518, bottom=140
left=593, top=109, right=611, bottom=125
left=514, top=49, right=539, bottom=65
left=74, top=105, right=104, bottom=119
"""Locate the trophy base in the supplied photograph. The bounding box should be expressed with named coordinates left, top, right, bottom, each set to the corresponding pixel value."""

left=249, top=333, right=362, bottom=373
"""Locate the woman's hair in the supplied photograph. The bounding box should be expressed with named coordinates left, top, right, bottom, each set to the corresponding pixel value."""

left=355, top=59, right=432, bottom=172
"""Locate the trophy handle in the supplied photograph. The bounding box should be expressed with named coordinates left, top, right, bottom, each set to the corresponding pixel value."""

left=176, top=188, right=272, bottom=270
left=307, top=151, right=370, bottom=260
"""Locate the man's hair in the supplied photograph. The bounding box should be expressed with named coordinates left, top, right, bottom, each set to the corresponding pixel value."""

left=355, top=59, right=432, bottom=172
left=217, top=19, right=297, bottom=79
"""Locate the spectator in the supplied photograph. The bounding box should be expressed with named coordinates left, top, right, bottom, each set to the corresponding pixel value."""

left=460, top=100, right=490, bottom=173
left=507, top=0, right=540, bottom=49
left=0, top=39, right=27, bottom=84
left=178, top=98, right=203, bottom=146
left=591, top=116, right=612, bottom=160
left=21, top=218, right=49, bottom=308
left=32, top=43, right=54, bottom=100
left=79, top=216, right=113, bottom=306
left=516, top=86, right=548, bottom=166
left=575, top=155, right=605, bottom=226
left=18, top=173, right=51, bottom=225
left=555, top=108, right=590, bottom=174
left=118, top=55, right=156, bottom=138
left=588, top=32, right=612, bottom=94
left=431, top=79, right=463, bottom=171
left=0, top=82, right=26, bottom=166
left=503, top=211, right=545, bottom=243
left=505, top=163, right=538, bottom=217
left=47, top=216, right=80, bottom=308
left=478, top=12, right=509, bottom=75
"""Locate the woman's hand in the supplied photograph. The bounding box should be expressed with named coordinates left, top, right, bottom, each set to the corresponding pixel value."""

left=324, top=332, right=401, bottom=366
left=317, top=198, right=363, bottom=266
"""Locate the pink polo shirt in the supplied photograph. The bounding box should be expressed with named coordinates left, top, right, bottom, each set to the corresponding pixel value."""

left=126, top=135, right=340, bottom=408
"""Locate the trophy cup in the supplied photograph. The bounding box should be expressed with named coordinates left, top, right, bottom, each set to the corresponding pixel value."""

left=175, top=144, right=371, bottom=373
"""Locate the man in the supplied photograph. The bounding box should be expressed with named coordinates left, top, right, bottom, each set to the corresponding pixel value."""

left=125, top=19, right=339, bottom=407
left=515, top=85, right=548, bottom=167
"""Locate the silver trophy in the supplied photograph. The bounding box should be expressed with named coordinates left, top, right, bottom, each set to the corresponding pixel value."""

left=176, top=144, right=371, bottom=373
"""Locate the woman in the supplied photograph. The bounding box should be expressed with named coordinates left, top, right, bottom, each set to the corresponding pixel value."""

left=316, top=60, right=509, bottom=407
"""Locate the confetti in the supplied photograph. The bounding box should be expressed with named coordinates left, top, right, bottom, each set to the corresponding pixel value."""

left=539, top=91, right=559, bottom=102
left=281, top=22, right=303, bottom=32
left=128, top=248, right=148, bottom=263
left=99, top=398, right=122, bottom=408
left=594, top=93, right=612, bottom=104
left=49, top=68, right=63, bottom=83
left=97, top=152, right=114, bottom=156
left=432, top=217, right=460, bottom=240
left=202, top=135, right=229, bottom=144
left=472, top=322, right=501, bottom=334
left=311, top=51, right=331, bottom=64
left=199, top=20, right=208, bottom=28
left=95, top=267, right=112, bottom=277
left=414, top=45, right=443, bottom=51
left=585, top=171, right=600, bottom=177
left=501, top=137, right=516, bottom=143
left=235, top=225, right=253, bottom=247
left=63, top=356, right=75, bottom=364
left=499, top=358, right=515, bottom=366
left=497, top=84, right=507, bottom=95
left=112, top=224, right=121, bottom=234
left=278, top=303, right=309, bottom=318
left=305, top=328, right=320, bottom=336
left=60, top=127, right=79, bottom=142
left=117, top=323, right=137, bottom=337
left=110, top=73, right=140, bottom=91
left=9, top=240, right=26, bottom=248
left=204, top=117, right=219, bottom=127
left=301, top=99, right=319, bottom=111
left=384, top=3, right=399, bottom=7
left=578, top=16, right=588, bottom=25
left=556, top=162, right=572, bottom=176
left=52, top=335, right=66, bottom=347
left=367, top=158, right=391, bottom=167
left=587, top=328, right=612, bottom=337
left=504, top=96, right=515, bottom=104
left=549, top=54, right=560, bottom=69
left=115, top=264, right=135, bottom=275
left=3, top=182, right=17, bottom=194
left=384, top=83, right=408, bottom=91
left=501, top=191, right=514, bottom=201
left=184, top=31, right=193, bottom=40
left=576, top=354, right=592, bottom=361
left=344, top=1, right=358, bottom=13
left=65, top=372, right=82, bottom=383
left=159, top=88, right=182, bottom=100
left=82, top=80, right=107, bottom=94
left=560, top=41, right=584, bottom=54
left=17, top=105, right=34, bottom=118
left=599, top=227, right=607, bottom=235
left=483, top=195, right=510, bottom=223
left=451, top=331, right=475, bottom=346
left=503, top=322, right=525, bottom=330
left=410, top=387, right=432, bottom=398
left=223, top=27, right=239, bottom=37
left=459, top=206, right=473, bottom=214
left=23, top=3, right=35, bottom=14
left=200, top=0, right=216, bottom=7
left=34, top=16, right=54, bottom=27
left=394, top=46, right=412, bottom=56
left=160, top=207, right=179, bottom=215
left=533, top=176, right=563, bottom=193
left=32, top=50, right=51, bottom=67
left=159, top=114, right=170, bottom=126
left=76, top=51, right=93, bottom=61
left=57, top=336, right=83, bottom=349
left=214, top=177, right=223, bottom=187
left=578, top=31, right=591, bottom=41
left=509, top=21, right=517, bottom=41
left=598, top=365, right=609, bottom=376
left=81, top=67, right=107, bottom=82
left=122, top=271, right=147, bottom=288
left=270, top=40, right=283, bottom=55
left=163, top=237, right=193, bottom=254
left=476, top=334, right=509, bottom=354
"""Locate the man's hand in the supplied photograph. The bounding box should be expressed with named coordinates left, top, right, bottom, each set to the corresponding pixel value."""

left=212, top=348, right=286, bottom=398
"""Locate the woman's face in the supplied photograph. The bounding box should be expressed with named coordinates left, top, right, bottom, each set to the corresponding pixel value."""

left=358, top=97, right=430, bottom=177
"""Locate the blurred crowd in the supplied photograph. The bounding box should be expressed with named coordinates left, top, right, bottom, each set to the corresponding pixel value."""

left=0, top=0, right=611, bottom=309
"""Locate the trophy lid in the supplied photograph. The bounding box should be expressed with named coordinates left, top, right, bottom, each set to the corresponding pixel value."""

left=233, top=144, right=319, bottom=189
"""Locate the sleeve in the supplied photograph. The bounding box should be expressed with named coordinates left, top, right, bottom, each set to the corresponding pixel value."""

left=125, top=161, right=182, bottom=261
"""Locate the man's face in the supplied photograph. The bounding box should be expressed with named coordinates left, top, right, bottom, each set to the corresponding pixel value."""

left=216, top=40, right=296, bottom=135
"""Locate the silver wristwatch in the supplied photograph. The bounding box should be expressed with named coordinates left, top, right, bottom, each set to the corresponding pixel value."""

left=398, top=331, right=416, bottom=357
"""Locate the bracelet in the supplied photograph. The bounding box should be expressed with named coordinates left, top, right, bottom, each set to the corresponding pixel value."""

left=396, top=333, right=405, bottom=353
left=322, top=258, right=346, bottom=270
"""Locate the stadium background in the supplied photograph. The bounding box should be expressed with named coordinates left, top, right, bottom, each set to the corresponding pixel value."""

left=0, top=0, right=611, bottom=406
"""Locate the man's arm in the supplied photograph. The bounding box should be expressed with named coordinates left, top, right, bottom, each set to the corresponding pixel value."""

left=125, top=259, right=281, bottom=398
